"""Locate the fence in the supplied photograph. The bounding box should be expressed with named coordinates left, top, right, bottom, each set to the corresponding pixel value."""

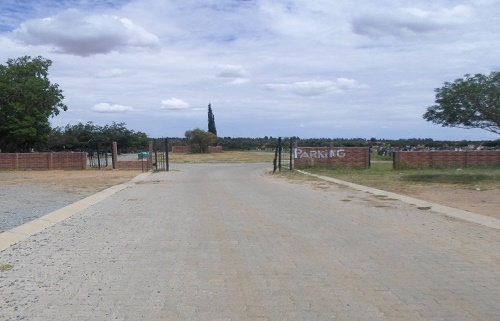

left=393, top=150, right=500, bottom=169
left=112, top=141, right=155, bottom=172
left=0, top=152, right=87, bottom=170
left=273, top=137, right=293, bottom=173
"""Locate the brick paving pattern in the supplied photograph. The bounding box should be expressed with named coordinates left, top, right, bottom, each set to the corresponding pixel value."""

left=0, top=163, right=498, bottom=320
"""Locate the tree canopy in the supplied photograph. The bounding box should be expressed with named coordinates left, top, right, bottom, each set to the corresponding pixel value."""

left=423, top=72, right=500, bottom=134
left=48, top=122, right=149, bottom=152
left=0, top=56, right=67, bottom=152
left=185, top=128, right=217, bottom=153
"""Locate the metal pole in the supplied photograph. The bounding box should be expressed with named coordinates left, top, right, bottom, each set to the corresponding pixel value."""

left=96, top=142, right=101, bottom=169
left=154, top=149, right=158, bottom=171
left=165, top=138, right=169, bottom=172
left=278, top=137, right=282, bottom=172
left=273, top=142, right=278, bottom=174
left=289, top=137, right=293, bottom=170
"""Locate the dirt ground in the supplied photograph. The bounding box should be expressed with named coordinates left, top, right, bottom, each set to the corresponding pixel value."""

left=0, top=169, right=498, bottom=220
left=399, top=185, right=499, bottom=220
left=0, top=170, right=140, bottom=194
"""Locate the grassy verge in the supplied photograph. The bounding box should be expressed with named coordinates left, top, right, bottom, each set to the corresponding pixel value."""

left=300, top=163, right=500, bottom=191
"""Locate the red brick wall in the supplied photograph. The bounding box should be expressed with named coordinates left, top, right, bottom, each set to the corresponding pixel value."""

left=208, top=146, right=223, bottom=153
left=0, top=152, right=87, bottom=170
left=116, top=160, right=150, bottom=170
left=394, top=151, right=500, bottom=169
left=294, top=147, right=369, bottom=168
left=172, top=146, right=190, bottom=153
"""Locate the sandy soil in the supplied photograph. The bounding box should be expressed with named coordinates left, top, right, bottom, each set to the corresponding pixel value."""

left=0, top=170, right=140, bottom=193
left=400, top=185, right=499, bottom=219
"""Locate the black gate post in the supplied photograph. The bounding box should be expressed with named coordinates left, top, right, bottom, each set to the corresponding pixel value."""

left=165, top=138, right=169, bottom=172
left=278, top=137, right=282, bottom=172
left=289, top=137, right=293, bottom=170
left=154, top=149, right=158, bottom=171
left=96, top=142, right=101, bottom=169
left=273, top=141, right=278, bottom=174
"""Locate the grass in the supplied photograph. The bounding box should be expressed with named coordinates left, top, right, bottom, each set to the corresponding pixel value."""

left=0, top=264, right=13, bottom=272
left=302, top=163, right=500, bottom=191
left=169, top=151, right=275, bottom=163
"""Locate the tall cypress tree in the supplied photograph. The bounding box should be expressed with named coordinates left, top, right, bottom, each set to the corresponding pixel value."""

left=208, top=103, right=217, bottom=136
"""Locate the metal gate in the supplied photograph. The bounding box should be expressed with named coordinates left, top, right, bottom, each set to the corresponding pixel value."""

left=273, top=137, right=294, bottom=173
left=88, top=141, right=111, bottom=169
left=153, top=138, right=169, bottom=171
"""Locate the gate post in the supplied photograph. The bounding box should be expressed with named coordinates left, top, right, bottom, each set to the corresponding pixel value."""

left=165, top=138, right=169, bottom=172
left=112, top=141, right=118, bottom=169
left=278, top=137, right=282, bottom=172
left=148, top=141, right=153, bottom=171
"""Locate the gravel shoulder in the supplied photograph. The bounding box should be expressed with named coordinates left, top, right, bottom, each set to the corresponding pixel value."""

left=0, top=170, right=140, bottom=233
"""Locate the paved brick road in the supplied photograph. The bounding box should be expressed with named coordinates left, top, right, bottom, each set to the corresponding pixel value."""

left=0, top=163, right=499, bottom=320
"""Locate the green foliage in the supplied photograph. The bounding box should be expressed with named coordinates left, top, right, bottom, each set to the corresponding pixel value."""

left=0, top=56, right=67, bottom=152
left=208, top=103, right=217, bottom=136
left=424, top=72, right=500, bottom=134
left=48, top=121, right=149, bottom=152
left=185, top=128, right=217, bottom=153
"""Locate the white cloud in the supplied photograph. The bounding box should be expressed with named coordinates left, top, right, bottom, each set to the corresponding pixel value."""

left=263, top=79, right=366, bottom=97
left=92, top=103, right=133, bottom=113
left=160, top=98, right=190, bottom=111
left=1, top=0, right=498, bottom=141
left=352, top=5, right=475, bottom=39
left=94, top=68, right=136, bottom=78
left=12, top=9, right=160, bottom=56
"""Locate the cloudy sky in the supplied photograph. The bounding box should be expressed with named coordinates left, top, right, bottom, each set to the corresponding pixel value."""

left=1, top=0, right=499, bottom=140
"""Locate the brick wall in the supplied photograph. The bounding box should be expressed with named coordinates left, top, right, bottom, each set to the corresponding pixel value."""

left=0, top=152, right=87, bottom=170
left=394, top=150, right=500, bottom=169
left=294, top=147, right=369, bottom=168
left=172, top=146, right=190, bottom=153
left=116, top=160, right=150, bottom=170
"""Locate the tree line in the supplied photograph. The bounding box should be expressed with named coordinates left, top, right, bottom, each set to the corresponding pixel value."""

left=48, top=122, right=149, bottom=152
left=1, top=55, right=498, bottom=153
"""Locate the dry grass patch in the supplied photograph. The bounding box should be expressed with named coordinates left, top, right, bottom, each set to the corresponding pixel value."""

left=0, top=170, right=140, bottom=193
left=169, top=151, right=274, bottom=163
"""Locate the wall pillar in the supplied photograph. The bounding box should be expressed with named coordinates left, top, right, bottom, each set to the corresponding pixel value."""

left=112, top=141, right=118, bottom=170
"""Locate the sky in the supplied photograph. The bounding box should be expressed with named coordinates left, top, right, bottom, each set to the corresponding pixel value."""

left=1, top=0, right=499, bottom=140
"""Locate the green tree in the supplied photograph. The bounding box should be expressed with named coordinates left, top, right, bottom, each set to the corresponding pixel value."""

left=47, top=121, right=149, bottom=152
left=208, top=103, right=217, bottom=136
left=423, top=72, right=500, bottom=134
left=0, top=56, right=67, bottom=152
left=185, top=128, right=217, bottom=153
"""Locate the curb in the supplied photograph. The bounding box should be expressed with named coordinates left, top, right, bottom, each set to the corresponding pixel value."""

left=0, top=171, right=153, bottom=252
left=297, top=170, right=500, bottom=230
